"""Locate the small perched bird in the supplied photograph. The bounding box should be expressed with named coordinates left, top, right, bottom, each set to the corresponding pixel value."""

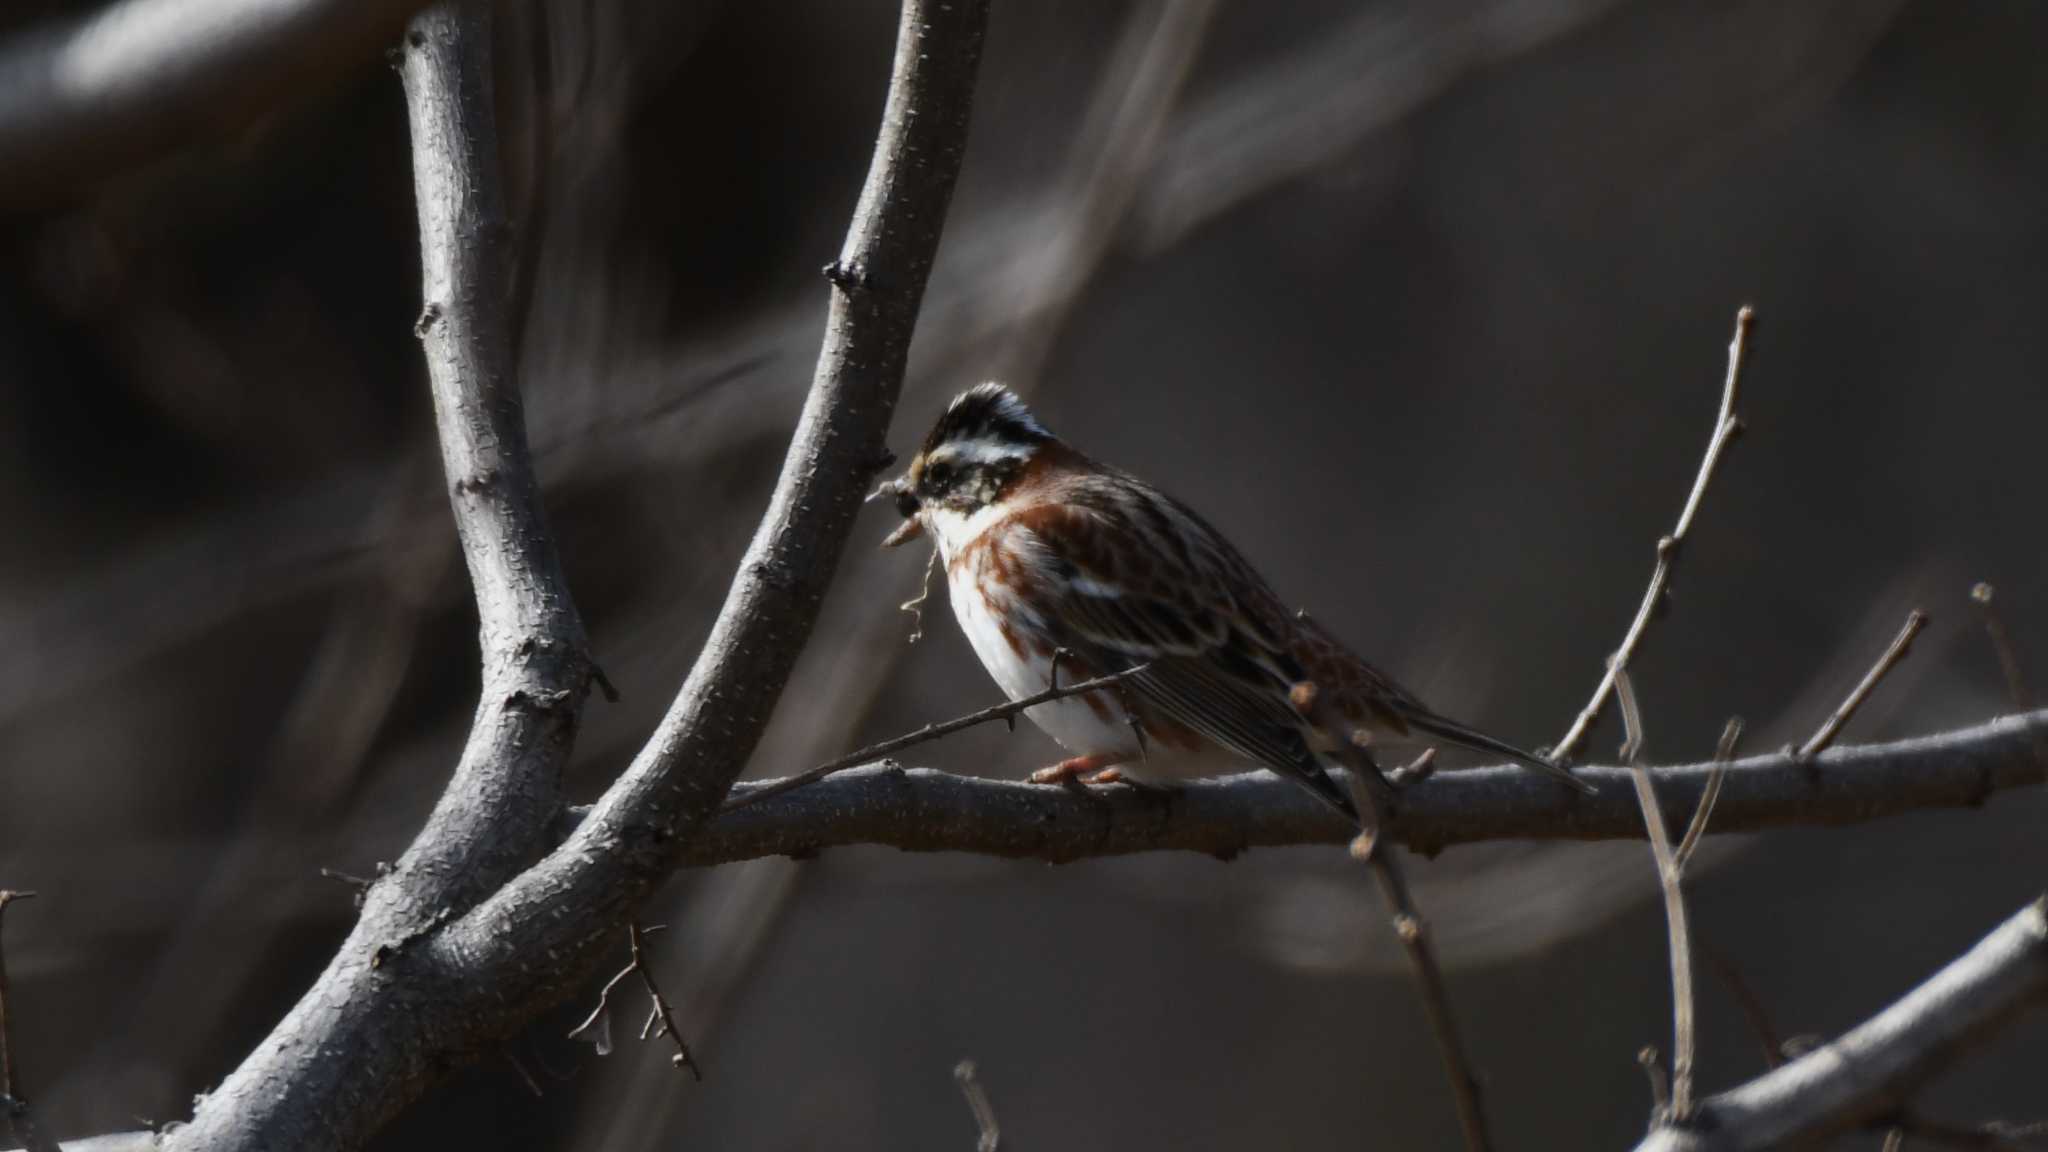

left=872, top=383, right=1592, bottom=821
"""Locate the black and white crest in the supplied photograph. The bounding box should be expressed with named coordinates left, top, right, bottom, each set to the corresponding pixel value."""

left=921, top=382, right=1051, bottom=457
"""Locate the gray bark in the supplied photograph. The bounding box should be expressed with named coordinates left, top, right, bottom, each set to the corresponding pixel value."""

left=679, top=709, right=2048, bottom=864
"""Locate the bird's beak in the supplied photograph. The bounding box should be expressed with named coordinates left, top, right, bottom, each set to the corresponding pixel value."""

left=869, top=475, right=925, bottom=549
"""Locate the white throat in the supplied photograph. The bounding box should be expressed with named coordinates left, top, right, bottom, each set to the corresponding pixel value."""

left=924, top=501, right=1010, bottom=563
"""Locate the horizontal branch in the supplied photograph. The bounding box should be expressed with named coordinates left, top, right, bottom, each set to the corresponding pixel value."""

left=677, top=710, right=2048, bottom=865
left=1636, top=897, right=2048, bottom=1151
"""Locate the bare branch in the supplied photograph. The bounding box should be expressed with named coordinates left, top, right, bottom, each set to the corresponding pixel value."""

left=1552, top=306, right=1752, bottom=763
left=1346, top=771, right=1493, bottom=1152
left=726, top=663, right=1152, bottom=812
left=678, top=709, right=2048, bottom=866
left=953, top=1060, right=1001, bottom=1152
left=167, top=5, right=601, bottom=1148
left=626, top=922, right=701, bottom=1081
left=1970, top=583, right=2048, bottom=774
left=1614, top=671, right=1700, bottom=1121
left=0, top=892, right=31, bottom=1116
left=162, top=5, right=990, bottom=1149
left=1673, top=718, right=1740, bottom=872
left=1972, top=584, right=2037, bottom=712
left=0, top=891, right=58, bottom=1152
left=567, top=923, right=700, bottom=1080
left=433, top=0, right=991, bottom=985
left=0, top=0, right=436, bottom=204
left=1799, top=609, right=1927, bottom=759
left=1635, top=898, right=2048, bottom=1152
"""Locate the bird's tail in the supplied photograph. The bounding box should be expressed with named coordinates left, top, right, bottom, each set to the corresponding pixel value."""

left=1398, top=707, right=1597, bottom=795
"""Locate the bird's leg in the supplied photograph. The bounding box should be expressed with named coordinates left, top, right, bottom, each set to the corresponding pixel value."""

left=1030, top=752, right=1128, bottom=785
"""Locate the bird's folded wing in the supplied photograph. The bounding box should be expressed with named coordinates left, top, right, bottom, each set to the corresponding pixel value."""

left=1000, top=511, right=1337, bottom=789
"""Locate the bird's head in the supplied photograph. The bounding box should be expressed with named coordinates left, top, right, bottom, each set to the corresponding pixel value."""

left=871, top=382, right=1052, bottom=548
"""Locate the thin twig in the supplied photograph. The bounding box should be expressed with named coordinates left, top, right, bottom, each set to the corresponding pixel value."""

left=627, top=922, right=701, bottom=1081
left=0, top=890, right=58, bottom=1152
left=1552, top=305, right=1752, bottom=763
left=1971, top=583, right=2048, bottom=772
left=1615, top=670, right=1700, bottom=1121
left=566, top=922, right=700, bottom=1080
left=1674, top=717, right=1741, bottom=872
left=1638, top=1046, right=1672, bottom=1122
left=0, top=891, right=32, bottom=1106
left=1345, top=776, right=1493, bottom=1152
left=1388, top=747, right=1439, bottom=787
left=1971, top=584, right=2037, bottom=714
left=1798, top=609, right=1927, bottom=759
left=953, top=1060, right=1001, bottom=1152
left=1701, top=942, right=1787, bottom=1072
left=723, top=663, right=1152, bottom=812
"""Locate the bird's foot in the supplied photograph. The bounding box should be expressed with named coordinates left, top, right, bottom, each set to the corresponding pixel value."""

left=1030, top=753, right=1124, bottom=785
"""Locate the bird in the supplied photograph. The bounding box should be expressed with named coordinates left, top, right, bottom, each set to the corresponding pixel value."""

left=870, top=383, right=1594, bottom=823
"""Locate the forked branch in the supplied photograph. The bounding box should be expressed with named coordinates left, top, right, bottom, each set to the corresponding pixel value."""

left=1635, top=898, right=2048, bottom=1152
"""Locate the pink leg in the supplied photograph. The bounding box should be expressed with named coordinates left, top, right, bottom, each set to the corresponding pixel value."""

left=1029, top=752, right=1127, bottom=785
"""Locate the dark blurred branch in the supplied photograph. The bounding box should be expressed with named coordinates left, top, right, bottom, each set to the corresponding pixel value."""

left=1553, top=306, right=1751, bottom=763
left=1635, top=898, right=2048, bottom=1152
left=0, top=0, right=438, bottom=204
left=0, top=891, right=58, bottom=1152
left=674, top=709, right=2048, bottom=865
left=166, top=4, right=600, bottom=1149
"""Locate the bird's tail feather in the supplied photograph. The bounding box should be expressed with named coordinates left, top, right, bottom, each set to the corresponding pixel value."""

left=1399, top=709, right=1597, bottom=795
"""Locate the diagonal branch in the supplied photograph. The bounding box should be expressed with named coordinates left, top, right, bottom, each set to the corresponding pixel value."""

left=673, top=709, right=2048, bottom=866
left=1635, top=898, right=2048, bottom=1152
left=156, top=4, right=988, bottom=1149
left=166, top=4, right=600, bottom=1149
left=725, top=662, right=1152, bottom=812
left=1552, top=306, right=1752, bottom=763
left=431, top=0, right=991, bottom=992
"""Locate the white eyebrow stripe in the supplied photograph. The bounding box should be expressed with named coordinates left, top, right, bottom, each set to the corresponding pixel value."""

left=1069, top=576, right=1123, bottom=598
left=928, top=438, right=1035, bottom=467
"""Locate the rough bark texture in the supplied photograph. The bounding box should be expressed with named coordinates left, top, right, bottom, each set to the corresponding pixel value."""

left=156, top=1, right=990, bottom=1148
left=430, top=0, right=992, bottom=1000
left=164, top=5, right=599, bottom=1149
left=676, top=709, right=2048, bottom=864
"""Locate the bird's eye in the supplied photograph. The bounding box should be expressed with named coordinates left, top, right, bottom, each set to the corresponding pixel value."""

left=925, top=460, right=954, bottom=488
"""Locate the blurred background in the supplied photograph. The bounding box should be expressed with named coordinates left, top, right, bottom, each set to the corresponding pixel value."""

left=2, top=0, right=2046, bottom=1147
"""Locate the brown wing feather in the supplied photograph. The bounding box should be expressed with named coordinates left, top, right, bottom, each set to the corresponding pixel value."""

left=999, top=488, right=1357, bottom=816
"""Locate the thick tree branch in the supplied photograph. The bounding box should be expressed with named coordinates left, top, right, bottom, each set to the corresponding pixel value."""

left=147, top=4, right=987, bottom=1149
left=1635, top=898, right=2048, bottom=1152
left=430, top=0, right=990, bottom=995
left=165, top=5, right=598, bottom=1149
left=0, top=0, right=438, bottom=204
left=672, top=710, right=2048, bottom=865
